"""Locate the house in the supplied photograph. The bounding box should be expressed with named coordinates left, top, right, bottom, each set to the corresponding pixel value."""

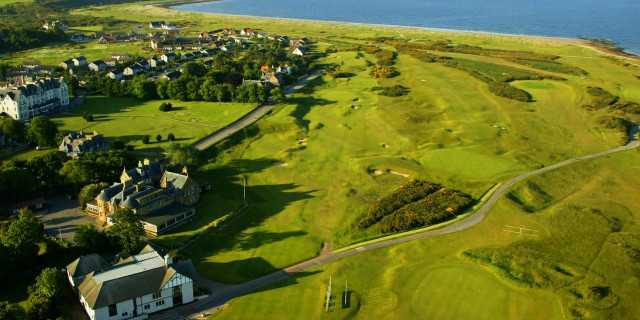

left=59, top=131, right=110, bottom=158
left=139, top=60, right=151, bottom=71
left=263, top=72, right=284, bottom=87
left=112, top=53, right=131, bottom=61
left=163, top=22, right=178, bottom=29
left=0, top=78, right=69, bottom=120
left=97, top=36, right=116, bottom=44
left=161, top=53, right=176, bottom=63
left=260, top=65, right=270, bottom=74
left=88, top=60, right=107, bottom=72
left=42, top=20, right=68, bottom=31
left=124, top=64, right=144, bottom=76
left=89, top=161, right=201, bottom=236
left=149, top=31, right=163, bottom=39
left=257, top=33, right=268, bottom=39
left=103, top=58, right=118, bottom=67
left=71, top=34, right=89, bottom=42
left=181, top=53, right=195, bottom=61
left=8, top=198, right=45, bottom=215
left=22, top=60, right=41, bottom=68
left=107, top=71, right=123, bottom=80
left=223, top=28, right=238, bottom=35
left=148, top=57, right=161, bottom=68
left=240, top=28, right=252, bottom=36
left=59, top=60, right=74, bottom=70
left=162, top=71, right=182, bottom=81
left=198, top=32, right=213, bottom=41
left=232, top=37, right=246, bottom=44
left=192, top=51, right=202, bottom=58
left=220, top=45, right=233, bottom=52
left=73, top=56, right=88, bottom=67
left=203, top=48, right=218, bottom=56
left=292, top=47, right=305, bottom=56
left=32, top=66, right=55, bottom=75
left=149, top=21, right=165, bottom=28
left=67, top=246, right=195, bottom=320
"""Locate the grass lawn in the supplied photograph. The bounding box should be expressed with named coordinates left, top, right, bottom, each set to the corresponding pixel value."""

left=0, top=41, right=150, bottom=66
left=72, top=96, right=258, bottom=128
left=181, top=46, right=632, bottom=284
left=211, top=150, right=640, bottom=320
left=0, top=0, right=32, bottom=4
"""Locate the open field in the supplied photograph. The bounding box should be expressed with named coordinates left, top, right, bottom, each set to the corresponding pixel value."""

left=0, top=41, right=150, bottom=66
left=3, top=3, right=640, bottom=318
left=211, top=150, right=640, bottom=320
left=180, top=46, right=635, bottom=283
left=0, top=0, right=32, bottom=4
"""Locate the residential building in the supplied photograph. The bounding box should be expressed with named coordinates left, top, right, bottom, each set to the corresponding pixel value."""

left=123, top=64, right=144, bottom=76
left=67, top=246, right=195, bottom=320
left=22, top=60, right=41, bottom=68
left=181, top=53, right=195, bottom=61
left=59, top=60, right=74, bottom=70
left=72, top=56, right=88, bottom=67
left=59, top=131, right=110, bottom=158
left=292, top=47, right=305, bottom=56
left=149, top=21, right=165, bottom=28
left=42, top=20, right=68, bottom=31
left=162, top=71, right=182, bottom=81
left=88, top=60, right=107, bottom=72
left=148, top=57, right=161, bottom=68
left=0, top=78, right=69, bottom=120
left=97, top=36, right=116, bottom=44
left=112, top=53, right=131, bottom=61
left=263, top=72, right=284, bottom=87
left=107, top=71, right=123, bottom=80
left=161, top=53, right=176, bottom=63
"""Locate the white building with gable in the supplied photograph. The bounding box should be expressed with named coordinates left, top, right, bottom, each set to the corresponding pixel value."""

left=0, top=78, right=69, bottom=120
left=66, top=245, right=195, bottom=320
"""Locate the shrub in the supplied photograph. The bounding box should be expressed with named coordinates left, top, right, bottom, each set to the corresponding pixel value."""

left=155, top=134, right=162, bottom=142
left=85, top=114, right=94, bottom=122
left=126, top=145, right=134, bottom=151
left=159, top=102, right=173, bottom=112
left=141, top=135, right=150, bottom=144
left=369, top=65, right=396, bottom=78
left=167, top=133, right=175, bottom=141
left=354, top=180, right=442, bottom=230
left=374, top=85, right=409, bottom=97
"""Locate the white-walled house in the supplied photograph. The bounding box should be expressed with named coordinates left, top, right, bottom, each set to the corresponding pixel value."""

left=67, top=246, right=195, bottom=320
left=0, top=78, right=69, bottom=120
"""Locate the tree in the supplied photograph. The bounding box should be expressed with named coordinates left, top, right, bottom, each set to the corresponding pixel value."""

left=0, top=163, right=38, bottom=198
left=167, top=133, right=175, bottom=141
left=26, top=116, right=58, bottom=146
left=142, top=135, right=150, bottom=144
left=112, top=140, right=125, bottom=150
left=132, top=76, right=157, bottom=100
left=85, top=114, right=94, bottom=122
left=199, top=79, right=217, bottom=101
left=77, top=183, right=109, bottom=208
left=26, top=151, right=68, bottom=189
left=165, top=143, right=199, bottom=168
left=26, top=267, right=64, bottom=320
left=159, top=102, right=172, bottom=112
left=63, top=75, right=79, bottom=98
left=29, top=267, right=64, bottom=299
left=74, top=223, right=110, bottom=252
left=156, top=78, right=169, bottom=99
left=0, top=117, right=25, bottom=142
left=1, top=209, right=42, bottom=258
left=167, top=76, right=189, bottom=101
left=156, top=134, right=162, bottom=142
left=182, top=61, right=207, bottom=77
left=270, top=87, right=286, bottom=102
left=109, top=208, right=144, bottom=254
left=225, top=72, right=243, bottom=87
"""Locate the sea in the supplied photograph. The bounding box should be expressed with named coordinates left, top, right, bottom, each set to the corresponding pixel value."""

left=171, top=0, right=640, bottom=55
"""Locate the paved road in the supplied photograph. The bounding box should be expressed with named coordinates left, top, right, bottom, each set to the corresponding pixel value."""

left=192, top=69, right=323, bottom=151
left=40, top=195, right=94, bottom=243
left=150, top=127, right=639, bottom=319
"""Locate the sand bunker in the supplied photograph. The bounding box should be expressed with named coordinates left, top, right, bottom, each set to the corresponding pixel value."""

left=370, top=169, right=383, bottom=175
left=388, top=170, right=409, bottom=177
left=273, top=161, right=289, bottom=166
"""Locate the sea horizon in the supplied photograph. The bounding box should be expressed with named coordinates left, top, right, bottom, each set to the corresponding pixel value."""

left=170, top=0, right=640, bottom=55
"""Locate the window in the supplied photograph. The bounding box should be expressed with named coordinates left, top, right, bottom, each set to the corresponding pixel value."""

left=173, top=286, right=182, bottom=295
left=144, top=304, right=150, bottom=310
left=108, top=304, right=117, bottom=317
left=152, top=292, right=161, bottom=299
left=156, top=300, right=165, bottom=307
left=121, top=312, right=128, bottom=316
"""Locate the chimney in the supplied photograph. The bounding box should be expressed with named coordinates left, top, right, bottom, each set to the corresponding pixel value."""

left=143, top=158, right=150, bottom=166
left=164, top=254, right=173, bottom=268
left=138, top=161, right=143, bottom=168
left=182, top=166, right=188, bottom=175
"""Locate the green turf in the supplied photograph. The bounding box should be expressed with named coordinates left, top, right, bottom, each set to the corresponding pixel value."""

left=0, top=0, right=32, bottom=4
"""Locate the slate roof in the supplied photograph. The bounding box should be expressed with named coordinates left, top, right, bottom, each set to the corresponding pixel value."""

left=144, top=202, right=193, bottom=226
left=67, top=254, right=111, bottom=279
left=162, top=171, right=189, bottom=190
left=75, top=247, right=190, bottom=309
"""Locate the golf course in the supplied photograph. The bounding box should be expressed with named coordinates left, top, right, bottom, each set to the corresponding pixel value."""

left=2, top=1, right=639, bottom=318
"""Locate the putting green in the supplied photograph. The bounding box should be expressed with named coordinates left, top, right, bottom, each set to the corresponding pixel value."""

left=423, top=148, right=523, bottom=180
left=401, top=264, right=564, bottom=320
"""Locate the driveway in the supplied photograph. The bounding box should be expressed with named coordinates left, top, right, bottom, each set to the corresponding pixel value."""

left=39, top=195, right=94, bottom=243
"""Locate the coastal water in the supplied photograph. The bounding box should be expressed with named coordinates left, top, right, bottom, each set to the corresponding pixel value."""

left=172, top=0, right=640, bottom=55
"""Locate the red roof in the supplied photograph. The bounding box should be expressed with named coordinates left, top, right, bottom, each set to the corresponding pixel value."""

left=9, top=198, right=45, bottom=211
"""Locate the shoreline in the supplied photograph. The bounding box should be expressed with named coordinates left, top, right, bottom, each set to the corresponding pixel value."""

left=149, top=0, right=639, bottom=61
